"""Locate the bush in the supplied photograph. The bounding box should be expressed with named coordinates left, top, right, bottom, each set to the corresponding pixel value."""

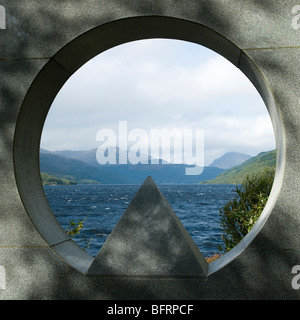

left=66, top=218, right=86, bottom=237
left=66, top=218, right=92, bottom=251
left=218, top=166, right=275, bottom=253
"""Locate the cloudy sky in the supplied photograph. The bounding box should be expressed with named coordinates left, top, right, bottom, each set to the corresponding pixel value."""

left=41, top=39, right=275, bottom=166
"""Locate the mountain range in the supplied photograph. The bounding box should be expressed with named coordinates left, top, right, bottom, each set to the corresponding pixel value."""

left=208, top=152, right=251, bottom=169
left=40, top=148, right=226, bottom=185
left=202, top=149, right=276, bottom=184
left=40, top=148, right=272, bottom=185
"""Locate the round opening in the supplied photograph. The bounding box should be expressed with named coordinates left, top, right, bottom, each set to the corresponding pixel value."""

left=40, top=39, right=276, bottom=261
left=13, top=17, right=283, bottom=274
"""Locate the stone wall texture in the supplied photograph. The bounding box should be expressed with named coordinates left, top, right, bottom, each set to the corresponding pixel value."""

left=1, top=0, right=300, bottom=299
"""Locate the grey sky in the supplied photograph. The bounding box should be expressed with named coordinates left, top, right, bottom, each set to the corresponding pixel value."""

left=41, top=39, right=275, bottom=165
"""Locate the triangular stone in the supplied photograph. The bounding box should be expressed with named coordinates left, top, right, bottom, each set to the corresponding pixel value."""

left=86, top=176, right=208, bottom=277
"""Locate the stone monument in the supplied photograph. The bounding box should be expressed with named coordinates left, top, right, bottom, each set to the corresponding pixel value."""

left=1, top=1, right=300, bottom=299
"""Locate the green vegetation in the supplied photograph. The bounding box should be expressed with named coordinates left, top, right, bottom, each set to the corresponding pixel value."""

left=218, top=166, right=275, bottom=253
left=77, top=179, right=100, bottom=184
left=41, top=172, right=100, bottom=186
left=66, top=218, right=92, bottom=251
left=41, top=172, right=76, bottom=186
left=66, top=218, right=86, bottom=237
left=202, top=150, right=276, bottom=185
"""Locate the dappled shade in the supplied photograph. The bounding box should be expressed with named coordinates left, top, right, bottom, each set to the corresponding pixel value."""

left=87, top=176, right=208, bottom=277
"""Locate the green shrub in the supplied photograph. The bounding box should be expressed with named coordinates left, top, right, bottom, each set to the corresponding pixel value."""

left=66, top=218, right=86, bottom=237
left=66, top=218, right=92, bottom=251
left=219, top=166, right=275, bottom=253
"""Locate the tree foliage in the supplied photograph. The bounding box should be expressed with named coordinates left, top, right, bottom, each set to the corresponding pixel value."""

left=41, top=172, right=76, bottom=185
left=66, top=218, right=86, bottom=237
left=219, top=166, right=275, bottom=253
left=66, top=218, right=92, bottom=251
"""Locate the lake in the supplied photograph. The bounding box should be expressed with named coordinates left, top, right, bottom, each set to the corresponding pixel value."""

left=43, top=183, right=236, bottom=258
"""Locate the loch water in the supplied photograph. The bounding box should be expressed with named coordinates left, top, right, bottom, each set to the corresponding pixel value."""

left=44, top=183, right=236, bottom=258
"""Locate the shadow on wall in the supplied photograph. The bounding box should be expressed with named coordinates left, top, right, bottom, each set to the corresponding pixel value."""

left=2, top=1, right=298, bottom=299
left=10, top=188, right=300, bottom=299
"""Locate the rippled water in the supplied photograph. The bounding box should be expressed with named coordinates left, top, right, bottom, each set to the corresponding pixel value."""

left=44, top=184, right=236, bottom=257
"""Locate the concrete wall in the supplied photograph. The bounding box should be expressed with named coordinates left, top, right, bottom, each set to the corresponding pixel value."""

left=1, top=0, right=300, bottom=299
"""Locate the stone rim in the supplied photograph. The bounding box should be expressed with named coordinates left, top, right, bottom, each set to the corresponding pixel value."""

left=13, top=16, right=284, bottom=275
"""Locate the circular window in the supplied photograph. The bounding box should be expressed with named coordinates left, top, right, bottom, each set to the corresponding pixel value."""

left=13, top=17, right=283, bottom=275
left=40, top=38, right=275, bottom=260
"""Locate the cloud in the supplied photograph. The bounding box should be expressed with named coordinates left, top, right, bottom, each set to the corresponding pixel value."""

left=41, top=39, right=275, bottom=165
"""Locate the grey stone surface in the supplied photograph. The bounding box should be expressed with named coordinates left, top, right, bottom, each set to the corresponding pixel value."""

left=87, top=177, right=208, bottom=277
left=0, top=59, right=50, bottom=248
left=242, top=47, right=300, bottom=250
left=51, top=240, right=94, bottom=275
left=1, top=0, right=300, bottom=299
left=1, top=0, right=299, bottom=60
left=52, top=15, right=241, bottom=74
left=13, top=59, right=72, bottom=247
left=207, top=248, right=300, bottom=300
left=0, top=247, right=92, bottom=299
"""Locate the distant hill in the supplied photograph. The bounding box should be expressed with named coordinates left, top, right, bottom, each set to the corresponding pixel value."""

left=40, top=148, right=276, bottom=185
left=99, top=164, right=225, bottom=184
left=202, top=150, right=276, bottom=184
left=39, top=149, right=225, bottom=184
left=50, top=149, right=99, bottom=167
left=42, top=147, right=157, bottom=167
left=41, top=172, right=76, bottom=186
left=40, top=152, right=129, bottom=184
left=209, top=152, right=252, bottom=169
